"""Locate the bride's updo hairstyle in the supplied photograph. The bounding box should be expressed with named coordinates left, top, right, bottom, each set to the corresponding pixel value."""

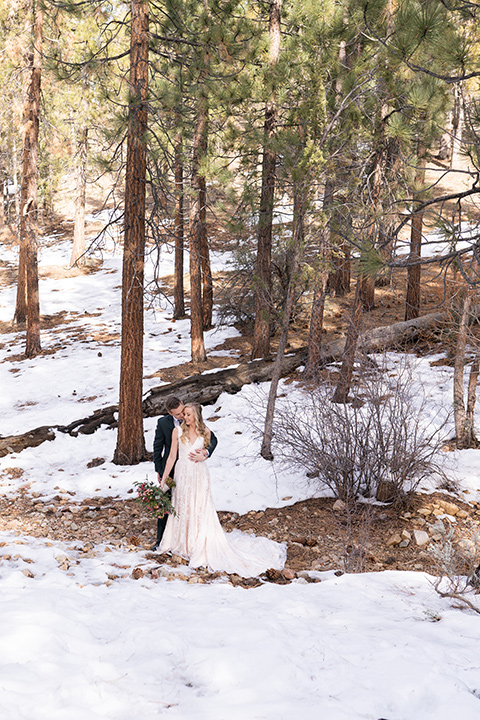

left=181, top=403, right=210, bottom=445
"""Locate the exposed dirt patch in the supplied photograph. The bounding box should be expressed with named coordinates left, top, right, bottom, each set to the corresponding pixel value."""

left=39, top=260, right=103, bottom=280
left=1, top=482, right=479, bottom=587
left=0, top=309, right=119, bottom=360
left=145, top=333, right=254, bottom=382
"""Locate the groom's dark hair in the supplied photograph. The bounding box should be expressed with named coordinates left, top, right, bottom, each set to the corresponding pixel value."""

left=165, top=395, right=183, bottom=412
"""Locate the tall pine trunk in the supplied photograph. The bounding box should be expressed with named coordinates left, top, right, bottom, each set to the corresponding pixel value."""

left=199, top=173, right=213, bottom=329
left=450, top=83, right=463, bottom=168
left=14, top=2, right=43, bottom=359
left=332, top=280, right=363, bottom=403
left=328, top=240, right=350, bottom=297
left=0, top=167, right=5, bottom=229
left=304, top=238, right=329, bottom=379
left=251, top=0, right=282, bottom=360
left=173, top=130, right=185, bottom=319
left=304, top=180, right=334, bottom=378
left=12, top=136, right=20, bottom=230
left=465, top=351, right=480, bottom=445
left=453, top=289, right=479, bottom=448
left=189, top=93, right=208, bottom=363
left=360, top=272, right=375, bottom=311
left=360, top=116, right=387, bottom=313
left=405, top=148, right=426, bottom=321
left=113, top=0, right=149, bottom=465
left=261, top=186, right=305, bottom=460
left=326, top=34, right=351, bottom=299
left=70, top=125, right=88, bottom=266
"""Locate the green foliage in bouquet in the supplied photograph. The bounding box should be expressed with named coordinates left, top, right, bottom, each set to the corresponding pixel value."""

left=133, top=479, right=177, bottom=518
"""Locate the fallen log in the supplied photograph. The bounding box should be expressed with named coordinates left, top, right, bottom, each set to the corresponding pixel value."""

left=0, top=309, right=453, bottom=457
left=321, top=310, right=447, bottom=360
left=143, top=311, right=450, bottom=416
left=142, top=349, right=308, bottom=417
left=0, top=426, right=55, bottom=458
left=57, top=406, right=117, bottom=436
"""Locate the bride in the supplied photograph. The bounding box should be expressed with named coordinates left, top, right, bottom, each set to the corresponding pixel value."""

left=159, top=403, right=286, bottom=578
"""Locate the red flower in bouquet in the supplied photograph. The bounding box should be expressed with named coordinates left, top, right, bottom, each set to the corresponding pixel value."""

left=133, top=479, right=177, bottom=518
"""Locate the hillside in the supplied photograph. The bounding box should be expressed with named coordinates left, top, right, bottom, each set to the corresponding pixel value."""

left=2, top=165, right=480, bottom=719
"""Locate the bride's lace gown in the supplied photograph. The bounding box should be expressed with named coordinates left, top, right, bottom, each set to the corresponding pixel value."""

left=160, top=428, right=286, bottom=578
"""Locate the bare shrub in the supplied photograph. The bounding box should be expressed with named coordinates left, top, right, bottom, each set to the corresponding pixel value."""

left=272, top=355, right=450, bottom=503
left=430, top=525, right=480, bottom=614
left=215, top=243, right=257, bottom=328
left=335, top=503, right=376, bottom=573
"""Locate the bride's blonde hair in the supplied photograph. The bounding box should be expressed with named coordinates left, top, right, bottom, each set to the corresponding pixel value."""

left=180, top=403, right=210, bottom=445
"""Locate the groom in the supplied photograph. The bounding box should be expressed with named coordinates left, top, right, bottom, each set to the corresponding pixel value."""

left=151, top=395, right=218, bottom=550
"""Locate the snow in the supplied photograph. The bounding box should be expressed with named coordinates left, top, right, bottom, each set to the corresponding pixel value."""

left=2, top=228, right=480, bottom=719
left=2, top=542, right=480, bottom=719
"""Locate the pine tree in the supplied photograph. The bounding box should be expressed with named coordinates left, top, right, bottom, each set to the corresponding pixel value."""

left=14, top=0, right=43, bottom=359
left=453, top=286, right=480, bottom=449
left=251, top=0, right=282, bottom=360
left=70, top=83, right=89, bottom=267
left=113, top=0, right=149, bottom=465
left=189, top=85, right=208, bottom=362
left=173, top=122, right=186, bottom=318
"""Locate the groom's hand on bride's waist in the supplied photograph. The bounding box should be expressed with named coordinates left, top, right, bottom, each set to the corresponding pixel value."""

left=189, top=448, right=208, bottom=462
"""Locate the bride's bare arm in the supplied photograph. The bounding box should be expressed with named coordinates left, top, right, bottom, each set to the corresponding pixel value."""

left=161, top=428, right=179, bottom=488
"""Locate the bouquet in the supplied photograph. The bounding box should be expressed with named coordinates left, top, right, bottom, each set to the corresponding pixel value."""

left=133, top=479, right=177, bottom=518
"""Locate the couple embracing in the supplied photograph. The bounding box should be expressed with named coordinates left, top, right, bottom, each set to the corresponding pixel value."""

left=152, top=396, right=286, bottom=578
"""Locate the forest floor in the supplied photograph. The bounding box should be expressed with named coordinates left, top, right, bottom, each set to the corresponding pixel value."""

left=2, top=154, right=480, bottom=587
left=2, top=254, right=479, bottom=588
left=1, top=481, right=479, bottom=588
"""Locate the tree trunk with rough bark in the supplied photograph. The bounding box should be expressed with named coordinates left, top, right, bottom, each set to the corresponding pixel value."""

left=0, top=173, right=5, bottom=229
left=14, top=248, right=27, bottom=324
left=113, top=0, right=149, bottom=465
left=70, top=125, right=88, bottom=266
left=199, top=173, right=213, bottom=330
left=189, top=94, right=208, bottom=363
left=465, top=351, right=480, bottom=444
left=251, top=0, right=282, bottom=360
left=261, top=188, right=304, bottom=460
left=304, top=201, right=330, bottom=379
left=173, top=130, right=185, bottom=319
left=304, top=263, right=328, bottom=379
left=14, top=3, right=43, bottom=358
left=405, top=149, right=427, bottom=321
left=332, top=280, right=364, bottom=403
left=362, top=57, right=400, bottom=307
left=360, top=272, right=375, bottom=311
left=450, top=82, right=463, bottom=169
left=12, top=136, right=20, bottom=229
left=453, top=290, right=479, bottom=448
left=328, top=241, right=350, bottom=297
left=326, top=27, right=350, bottom=299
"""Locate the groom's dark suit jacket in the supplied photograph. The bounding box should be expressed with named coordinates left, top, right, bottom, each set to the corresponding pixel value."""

left=153, top=414, right=218, bottom=476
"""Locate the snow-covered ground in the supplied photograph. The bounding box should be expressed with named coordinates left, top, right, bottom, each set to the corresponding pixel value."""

left=3, top=545, right=480, bottom=720
left=2, top=225, right=480, bottom=719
